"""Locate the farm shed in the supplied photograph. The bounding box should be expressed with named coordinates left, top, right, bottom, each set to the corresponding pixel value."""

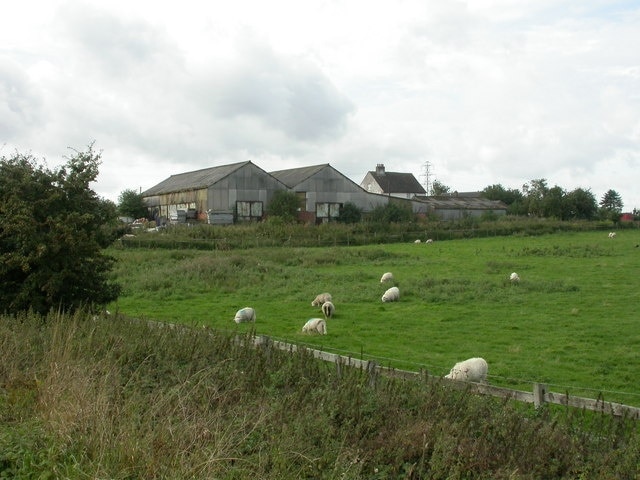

left=270, top=164, right=418, bottom=223
left=414, top=192, right=508, bottom=220
left=360, top=164, right=426, bottom=199
left=141, top=161, right=287, bottom=224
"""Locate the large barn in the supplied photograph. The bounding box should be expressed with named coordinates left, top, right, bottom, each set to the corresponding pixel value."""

left=269, top=164, right=394, bottom=224
left=141, top=161, right=287, bottom=225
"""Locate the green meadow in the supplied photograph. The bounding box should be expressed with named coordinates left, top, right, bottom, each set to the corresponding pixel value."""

left=109, top=229, right=640, bottom=406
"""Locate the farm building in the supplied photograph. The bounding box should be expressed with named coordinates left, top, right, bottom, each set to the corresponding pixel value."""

left=141, top=160, right=453, bottom=225
left=141, top=161, right=287, bottom=225
left=360, top=164, right=426, bottom=199
left=414, top=192, right=508, bottom=220
left=270, top=164, right=401, bottom=224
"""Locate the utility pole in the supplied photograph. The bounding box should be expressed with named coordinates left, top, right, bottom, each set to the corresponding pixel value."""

left=420, top=160, right=433, bottom=196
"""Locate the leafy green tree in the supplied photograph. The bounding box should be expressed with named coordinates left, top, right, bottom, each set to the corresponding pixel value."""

left=542, top=185, right=565, bottom=219
left=599, top=189, right=623, bottom=221
left=564, top=188, right=597, bottom=220
left=336, top=202, right=362, bottom=224
left=481, top=184, right=524, bottom=206
left=522, top=178, right=549, bottom=217
left=118, top=189, right=148, bottom=219
left=267, top=190, right=301, bottom=223
left=0, top=145, right=121, bottom=314
left=431, top=179, right=451, bottom=196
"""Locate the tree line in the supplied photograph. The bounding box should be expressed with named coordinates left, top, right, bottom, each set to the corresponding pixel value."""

left=480, top=179, right=627, bottom=222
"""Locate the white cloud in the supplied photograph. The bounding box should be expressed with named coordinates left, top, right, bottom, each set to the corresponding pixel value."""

left=1, top=0, right=639, bottom=210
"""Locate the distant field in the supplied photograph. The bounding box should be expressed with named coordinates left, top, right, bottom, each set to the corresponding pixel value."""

left=108, top=229, right=640, bottom=406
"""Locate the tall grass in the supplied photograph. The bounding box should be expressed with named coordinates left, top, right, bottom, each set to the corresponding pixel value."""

left=1, top=311, right=639, bottom=478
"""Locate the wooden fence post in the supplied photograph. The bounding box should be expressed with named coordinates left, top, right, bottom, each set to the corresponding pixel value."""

left=533, top=383, right=547, bottom=409
left=367, top=360, right=378, bottom=388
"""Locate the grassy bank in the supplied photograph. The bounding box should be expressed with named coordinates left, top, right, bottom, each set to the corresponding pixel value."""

left=1, top=312, right=639, bottom=479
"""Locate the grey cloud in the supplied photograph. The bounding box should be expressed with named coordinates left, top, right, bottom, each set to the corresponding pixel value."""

left=0, top=58, right=43, bottom=139
left=55, top=3, right=181, bottom=77
left=196, top=43, right=354, bottom=143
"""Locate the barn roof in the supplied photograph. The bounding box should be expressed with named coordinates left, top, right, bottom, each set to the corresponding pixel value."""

left=414, top=194, right=508, bottom=210
left=368, top=170, right=426, bottom=195
left=142, top=161, right=252, bottom=196
left=269, top=164, right=328, bottom=188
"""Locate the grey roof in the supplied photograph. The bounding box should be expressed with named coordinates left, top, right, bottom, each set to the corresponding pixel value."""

left=414, top=195, right=507, bottom=210
left=369, top=171, right=426, bottom=195
left=269, top=164, right=328, bottom=188
left=142, top=161, right=251, bottom=196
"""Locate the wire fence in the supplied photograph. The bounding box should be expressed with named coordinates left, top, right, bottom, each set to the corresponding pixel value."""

left=254, top=334, right=640, bottom=419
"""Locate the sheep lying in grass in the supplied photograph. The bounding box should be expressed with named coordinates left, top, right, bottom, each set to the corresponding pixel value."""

left=510, top=272, right=520, bottom=283
left=311, top=293, right=332, bottom=307
left=444, top=357, right=488, bottom=383
left=302, top=318, right=327, bottom=335
left=608, top=232, right=617, bottom=238
left=382, top=286, right=400, bottom=303
left=234, top=307, right=256, bottom=324
left=380, top=272, right=394, bottom=283
left=321, top=301, right=335, bottom=319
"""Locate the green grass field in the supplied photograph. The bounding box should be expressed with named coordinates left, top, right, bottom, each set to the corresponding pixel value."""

left=108, top=229, right=640, bottom=406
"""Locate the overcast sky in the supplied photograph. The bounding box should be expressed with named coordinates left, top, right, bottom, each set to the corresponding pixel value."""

left=2, top=1, right=639, bottom=210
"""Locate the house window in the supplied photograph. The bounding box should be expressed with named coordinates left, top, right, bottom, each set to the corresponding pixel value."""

left=236, top=201, right=263, bottom=222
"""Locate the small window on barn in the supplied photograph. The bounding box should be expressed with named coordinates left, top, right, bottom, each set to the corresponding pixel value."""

left=236, top=201, right=263, bottom=222
left=315, top=202, right=342, bottom=224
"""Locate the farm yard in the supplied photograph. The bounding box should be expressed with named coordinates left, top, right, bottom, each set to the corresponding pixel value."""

left=109, top=228, right=640, bottom=408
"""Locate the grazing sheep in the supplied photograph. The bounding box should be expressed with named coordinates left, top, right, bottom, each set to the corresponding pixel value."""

left=608, top=232, right=617, bottom=238
left=510, top=272, right=520, bottom=283
left=321, top=301, right=335, bottom=319
left=311, top=293, right=332, bottom=307
left=426, top=238, right=434, bottom=244
left=444, top=357, right=488, bottom=383
left=414, top=239, right=422, bottom=244
left=380, top=272, right=394, bottom=283
left=302, top=318, right=327, bottom=335
left=381, top=286, right=400, bottom=303
left=234, top=307, right=256, bottom=324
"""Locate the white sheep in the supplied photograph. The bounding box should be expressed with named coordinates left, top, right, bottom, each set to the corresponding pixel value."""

left=380, top=272, right=394, bottom=283
left=444, top=357, right=488, bottom=383
left=414, top=239, right=422, bottom=244
left=234, top=307, right=256, bottom=324
left=381, top=286, right=400, bottom=303
left=608, top=232, right=617, bottom=238
left=302, top=318, right=327, bottom=335
left=321, top=301, right=335, bottom=319
left=311, top=292, right=332, bottom=307
left=510, top=272, right=520, bottom=283
left=425, top=238, right=434, bottom=244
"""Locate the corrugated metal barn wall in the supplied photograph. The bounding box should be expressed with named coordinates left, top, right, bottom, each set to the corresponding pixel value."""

left=207, top=162, right=287, bottom=219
